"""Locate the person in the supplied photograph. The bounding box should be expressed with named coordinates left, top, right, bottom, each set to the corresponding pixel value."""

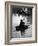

left=16, top=19, right=28, bottom=35
left=19, top=20, right=25, bottom=35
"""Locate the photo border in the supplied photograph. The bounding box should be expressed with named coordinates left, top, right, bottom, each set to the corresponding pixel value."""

left=5, top=1, right=37, bottom=45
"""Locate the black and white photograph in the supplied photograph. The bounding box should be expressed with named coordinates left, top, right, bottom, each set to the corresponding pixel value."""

left=5, top=2, right=37, bottom=44
left=11, top=6, right=32, bottom=38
